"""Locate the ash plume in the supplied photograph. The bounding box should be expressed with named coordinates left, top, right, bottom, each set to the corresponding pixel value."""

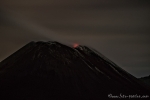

left=0, top=9, right=72, bottom=45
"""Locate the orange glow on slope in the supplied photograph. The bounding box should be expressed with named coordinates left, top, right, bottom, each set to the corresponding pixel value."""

left=73, top=43, right=79, bottom=48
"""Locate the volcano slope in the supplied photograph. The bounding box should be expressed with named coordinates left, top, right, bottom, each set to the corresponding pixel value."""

left=0, top=41, right=149, bottom=100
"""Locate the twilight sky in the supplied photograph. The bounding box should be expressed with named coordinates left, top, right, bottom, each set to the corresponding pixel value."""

left=0, top=0, right=150, bottom=78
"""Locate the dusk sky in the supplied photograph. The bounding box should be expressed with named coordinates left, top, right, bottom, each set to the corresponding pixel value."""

left=0, top=0, right=150, bottom=78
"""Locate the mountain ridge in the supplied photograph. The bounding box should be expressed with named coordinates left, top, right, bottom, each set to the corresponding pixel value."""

left=0, top=41, right=149, bottom=100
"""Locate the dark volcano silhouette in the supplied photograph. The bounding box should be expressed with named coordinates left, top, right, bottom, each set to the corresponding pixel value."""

left=0, top=41, right=149, bottom=100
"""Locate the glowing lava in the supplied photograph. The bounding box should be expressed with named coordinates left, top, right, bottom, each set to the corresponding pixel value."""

left=73, top=43, right=79, bottom=48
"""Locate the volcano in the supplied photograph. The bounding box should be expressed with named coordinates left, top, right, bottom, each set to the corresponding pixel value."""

left=0, top=41, right=149, bottom=100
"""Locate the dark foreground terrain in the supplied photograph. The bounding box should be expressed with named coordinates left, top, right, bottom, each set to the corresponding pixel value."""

left=0, top=41, right=149, bottom=100
left=140, top=75, right=150, bottom=87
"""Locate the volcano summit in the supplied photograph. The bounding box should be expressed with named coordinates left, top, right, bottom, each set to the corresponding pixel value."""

left=0, top=41, right=149, bottom=100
